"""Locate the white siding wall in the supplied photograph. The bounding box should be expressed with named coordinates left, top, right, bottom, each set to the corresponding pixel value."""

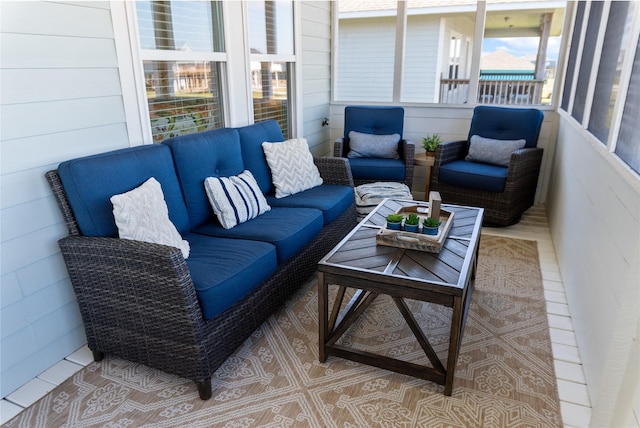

left=402, top=15, right=440, bottom=103
left=336, top=16, right=396, bottom=102
left=0, top=1, right=129, bottom=397
left=301, top=1, right=332, bottom=156
left=547, top=116, right=640, bottom=428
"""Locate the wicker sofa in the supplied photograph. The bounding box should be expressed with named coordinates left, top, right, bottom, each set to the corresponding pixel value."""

left=46, top=120, right=357, bottom=400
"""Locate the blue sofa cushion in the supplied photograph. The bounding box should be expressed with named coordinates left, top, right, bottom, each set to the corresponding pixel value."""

left=468, top=106, right=543, bottom=149
left=185, top=233, right=277, bottom=319
left=266, top=184, right=354, bottom=225
left=57, top=145, right=191, bottom=237
left=237, top=120, right=286, bottom=195
left=348, top=157, right=406, bottom=182
left=164, top=128, right=245, bottom=229
left=194, top=207, right=323, bottom=263
left=439, top=160, right=508, bottom=193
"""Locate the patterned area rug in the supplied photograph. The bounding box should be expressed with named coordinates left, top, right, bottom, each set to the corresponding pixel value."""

left=4, top=236, right=562, bottom=428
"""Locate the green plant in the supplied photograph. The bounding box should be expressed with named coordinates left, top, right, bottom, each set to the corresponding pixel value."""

left=422, top=134, right=441, bottom=152
left=423, top=217, right=440, bottom=228
left=404, top=213, right=420, bottom=225
left=386, top=213, right=404, bottom=223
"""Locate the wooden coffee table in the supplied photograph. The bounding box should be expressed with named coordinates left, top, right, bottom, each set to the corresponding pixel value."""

left=317, top=198, right=483, bottom=395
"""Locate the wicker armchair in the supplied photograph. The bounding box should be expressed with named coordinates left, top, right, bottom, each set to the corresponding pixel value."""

left=334, top=106, right=415, bottom=188
left=45, top=155, right=356, bottom=400
left=430, top=106, right=544, bottom=226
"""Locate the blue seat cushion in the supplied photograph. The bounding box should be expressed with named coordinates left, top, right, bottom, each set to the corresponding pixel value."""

left=57, top=144, right=191, bottom=237
left=163, top=128, right=245, bottom=229
left=266, top=184, right=354, bottom=225
left=194, top=207, right=323, bottom=263
left=438, top=160, right=508, bottom=193
left=237, top=120, right=285, bottom=195
left=348, top=157, right=406, bottom=181
left=185, top=233, right=277, bottom=319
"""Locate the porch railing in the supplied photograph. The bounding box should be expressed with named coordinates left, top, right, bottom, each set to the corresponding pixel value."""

left=439, top=78, right=545, bottom=105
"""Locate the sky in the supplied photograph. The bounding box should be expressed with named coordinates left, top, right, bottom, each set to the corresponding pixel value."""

left=482, top=36, right=562, bottom=62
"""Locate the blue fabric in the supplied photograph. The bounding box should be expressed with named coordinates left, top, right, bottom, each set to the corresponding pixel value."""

left=164, top=128, right=245, bottom=229
left=237, top=120, right=285, bottom=194
left=348, top=157, right=406, bottom=181
left=438, top=160, right=508, bottom=193
left=343, top=106, right=404, bottom=153
left=185, top=233, right=277, bottom=319
left=57, top=145, right=191, bottom=237
left=194, top=207, right=323, bottom=263
left=468, top=106, right=543, bottom=149
left=266, top=184, right=354, bottom=225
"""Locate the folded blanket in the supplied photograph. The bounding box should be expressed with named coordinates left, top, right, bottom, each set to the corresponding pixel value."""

left=354, top=182, right=413, bottom=220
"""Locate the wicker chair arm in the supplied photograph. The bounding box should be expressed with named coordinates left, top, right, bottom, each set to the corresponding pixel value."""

left=400, top=140, right=415, bottom=188
left=58, top=236, right=205, bottom=341
left=334, top=138, right=346, bottom=157
left=506, top=147, right=544, bottom=183
left=435, top=140, right=468, bottom=167
left=314, top=156, right=355, bottom=186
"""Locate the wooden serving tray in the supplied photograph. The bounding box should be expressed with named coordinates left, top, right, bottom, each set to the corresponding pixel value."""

left=376, top=205, right=454, bottom=253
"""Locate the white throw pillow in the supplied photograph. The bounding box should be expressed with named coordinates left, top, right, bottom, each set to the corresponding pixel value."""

left=347, top=131, right=401, bottom=159
left=465, top=135, right=527, bottom=167
left=111, top=177, right=190, bottom=258
left=262, top=138, right=323, bottom=198
left=204, top=170, right=271, bottom=229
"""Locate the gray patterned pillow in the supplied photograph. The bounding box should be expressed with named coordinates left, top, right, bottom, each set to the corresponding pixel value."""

left=347, top=131, right=400, bottom=159
left=465, top=135, right=526, bottom=167
left=262, top=138, right=323, bottom=198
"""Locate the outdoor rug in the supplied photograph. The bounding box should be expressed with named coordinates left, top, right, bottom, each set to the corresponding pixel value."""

left=4, top=235, right=562, bottom=427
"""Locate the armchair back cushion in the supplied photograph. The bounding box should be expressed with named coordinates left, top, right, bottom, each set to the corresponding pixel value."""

left=57, top=144, right=191, bottom=237
left=343, top=106, right=404, bottom=154
left=164, top=128, right=245, bottom=229
left=468, top=106, right=543, bottom=149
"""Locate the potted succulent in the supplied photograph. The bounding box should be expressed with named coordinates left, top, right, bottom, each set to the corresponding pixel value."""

left=422, top=134, right=441, bottom=157
left=404, top=213, right=420, bottom=233
left=422, top=217, right=441, bottom=235
left=386, top=213, right=404, bottom=230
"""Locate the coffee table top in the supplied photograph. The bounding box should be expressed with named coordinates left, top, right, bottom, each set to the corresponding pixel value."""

left=318, top=198, right=483, bottom=297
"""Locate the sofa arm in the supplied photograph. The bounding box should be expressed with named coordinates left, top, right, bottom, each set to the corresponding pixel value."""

left=314, top=156, right=354, bottom=187
left=58, top=236, right=205, bottom=346
left=334, top=138, right=346, bottom=158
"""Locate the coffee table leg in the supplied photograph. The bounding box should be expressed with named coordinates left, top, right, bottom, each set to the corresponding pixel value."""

left=318, top=272, right=328, bottom=362
left=444, top=295, right=464, bottom=395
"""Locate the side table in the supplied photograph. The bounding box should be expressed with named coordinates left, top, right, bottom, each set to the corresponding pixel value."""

left=414, top=152, right=435, bottom=199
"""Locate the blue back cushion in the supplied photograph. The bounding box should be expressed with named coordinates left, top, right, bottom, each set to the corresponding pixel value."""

left=57, top=144, right=190, bottom=237
left=237, top=120, right=285, bottom=194
left=343, top=106, right=404, bottom=152
left=468, top=106, right=543, bottom=148
left=164, top=128, right=245, bottom=229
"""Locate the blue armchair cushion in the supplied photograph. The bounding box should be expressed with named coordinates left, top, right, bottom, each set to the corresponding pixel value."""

left=465, top=135, right=526, bottom=167
left=266, top=184, right=354, bottom=225
left=185, top=233, right=277, bottom=319
left=348, top=157, right=406, bottom=182
left=468, top=106, right=543, bottom=149
left=194, top=207, right=323, bottom=263
left=164, top=128, right=245, bottom=229
left=57, top=144, right=191, bottom=237
left=347, top=131, right=400, bottom=159
left=439, top=160, right=508, bottom=193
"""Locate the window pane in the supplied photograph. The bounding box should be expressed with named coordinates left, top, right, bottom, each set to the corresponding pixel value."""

left=144, top=60, right=224, bottom=142
left=572, top=1, right=603, bottom=123
left=561, top=1, right=585, bottom=111
left=588, top=1, right=635, bottom=144
left=615, top=41, right=640, bottom=174
left=252, top=61, right=290, bottom=138
left=247, top=1, right=294, bottom=55
left=336, top=1, right=396, bottom=101
left=136, top=0, right=224, bottom=52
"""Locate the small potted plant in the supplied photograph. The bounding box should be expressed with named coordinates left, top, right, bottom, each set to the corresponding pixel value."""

left=422, top=134, right=441, bottom=157
left=386, top=213, right=404, bottom=230
left=422, top=217, right=440, bottom=235
left=404, top=213, right=420, bottom=233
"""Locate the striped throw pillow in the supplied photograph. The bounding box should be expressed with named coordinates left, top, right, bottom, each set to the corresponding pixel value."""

left=204, top=170, right=271, bottom=229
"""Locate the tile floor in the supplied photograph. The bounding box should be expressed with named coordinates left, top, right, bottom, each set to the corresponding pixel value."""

left=1, top=205, right=593, bottom=427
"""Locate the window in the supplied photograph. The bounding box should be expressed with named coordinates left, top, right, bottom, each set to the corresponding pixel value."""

left=134, top=1, right=225, bottom=142
left=335, top=0, right=565, bottom=106
left=247, top=1, right=295, bottom=138
left=616, top=41, right=640, bottom=174
left=561, top=1, right=585, bottom=111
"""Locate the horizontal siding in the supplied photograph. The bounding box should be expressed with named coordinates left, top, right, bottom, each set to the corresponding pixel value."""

left=403, top=15, right=440, bottom=102
left=0, top=1, right=128, bottom=398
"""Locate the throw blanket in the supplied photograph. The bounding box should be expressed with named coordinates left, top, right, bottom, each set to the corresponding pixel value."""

left=354, top=182, right=413, bottom=220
